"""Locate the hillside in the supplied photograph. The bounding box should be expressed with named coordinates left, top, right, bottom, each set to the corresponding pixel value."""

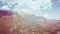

left=0, top=13, right=60, bottom=34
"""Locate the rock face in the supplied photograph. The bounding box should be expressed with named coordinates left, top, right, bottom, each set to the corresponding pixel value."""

left=0, top=10, right=60, bottom=34
left=0, top=10, right=14, bottom=16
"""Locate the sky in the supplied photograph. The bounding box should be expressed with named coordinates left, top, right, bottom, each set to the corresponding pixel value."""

left=0, top=0, right=60, bottom=20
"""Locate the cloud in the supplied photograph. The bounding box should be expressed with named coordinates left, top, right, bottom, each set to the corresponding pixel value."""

left=58, top=0, right=60, bottom=3
left=12, top=0, right=52, bottom=14
left=0, top=0, right=52, bottom=15
left=0, top=6, right=10, bottom=10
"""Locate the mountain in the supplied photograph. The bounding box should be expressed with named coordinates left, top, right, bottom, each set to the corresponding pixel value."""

left=0, top=13, right=60, bottom=34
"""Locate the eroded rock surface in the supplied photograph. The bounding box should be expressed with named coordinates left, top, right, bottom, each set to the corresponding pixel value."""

left=0, top=11, right=60, bottom=34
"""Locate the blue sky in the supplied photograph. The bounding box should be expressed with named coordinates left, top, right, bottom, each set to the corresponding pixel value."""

left=0, top=0, right=60, bottom=20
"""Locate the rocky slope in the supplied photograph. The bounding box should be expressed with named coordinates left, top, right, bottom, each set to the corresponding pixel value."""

left=0, top=11, right=60, bottom=34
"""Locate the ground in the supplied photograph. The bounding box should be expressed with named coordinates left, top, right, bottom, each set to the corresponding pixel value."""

left=0, top=12, right=60, bottom=34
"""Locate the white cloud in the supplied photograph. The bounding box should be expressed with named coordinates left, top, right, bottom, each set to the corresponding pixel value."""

left=58, top=0, right=60, bottom=3
left=0, top=0, right=52, bottom=15
left=1, top=6, right=10, bottom=10
left=0, top=0, right=51, bottom=11
left=13, top=0, right=52, bottom=14
left=18, top=9, right=33, bottom=15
